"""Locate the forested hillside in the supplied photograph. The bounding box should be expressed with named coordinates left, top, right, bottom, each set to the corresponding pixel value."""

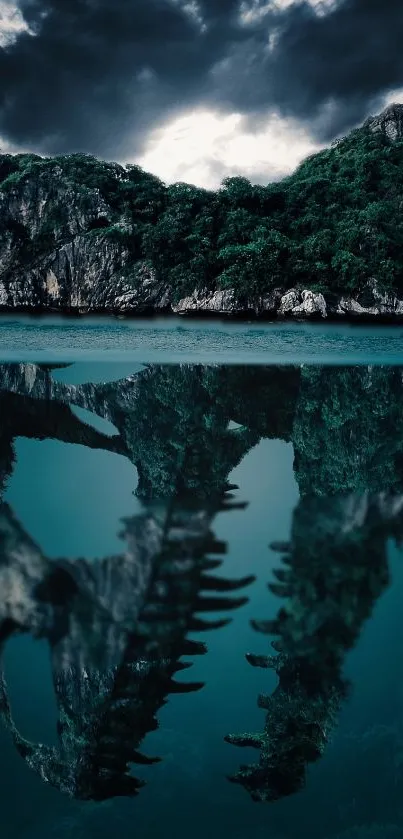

left=1, top=104, right=403, bottom=312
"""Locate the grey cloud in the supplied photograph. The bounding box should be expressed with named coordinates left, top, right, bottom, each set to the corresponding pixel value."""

left=224, top=0, right=403, bottom=139
left=0, top=0, right=402, bottom=159
left=0, top=0, right=230, bottom=156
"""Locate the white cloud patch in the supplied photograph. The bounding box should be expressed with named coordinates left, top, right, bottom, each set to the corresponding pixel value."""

left=0, top=134, right=28, bottom=153
left=170, top=0, right=207, bottom=32
left=0, top=1, right=35, bottom=47
left=382, top=87, right=403, bottom=108
left=135, top=107, right=323, bottom=189
left=239, top=0, right=337, bottom=25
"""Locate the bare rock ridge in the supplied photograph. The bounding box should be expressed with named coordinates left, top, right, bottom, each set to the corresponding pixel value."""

left=171, top=281, right=403, bottom=319
left=365, top=103, right=403, bottom=141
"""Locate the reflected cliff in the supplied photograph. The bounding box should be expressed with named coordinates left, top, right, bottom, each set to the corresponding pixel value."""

left=0, top=362, right=403, bottom=809
left=0, top=367, right=257, bottom=800
left=226, top=493, right=403, bottom=802
left=0, top=495, right=254, bottom=800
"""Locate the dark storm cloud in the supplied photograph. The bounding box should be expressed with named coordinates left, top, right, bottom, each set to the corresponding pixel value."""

left=227, top=0, right=403, bottom=140
left=0, top=0, right=219, bottom=156
left=0, top=0, right=403, bottom=158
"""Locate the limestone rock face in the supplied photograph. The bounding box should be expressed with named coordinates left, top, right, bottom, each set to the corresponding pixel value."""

left=109, top=263, right=171, bottom=313
left=337, top=279, right=403, bottom=317
left=365, top=103, right=403, bottom=141
left=295, top=290, right=327, bottom=317
left=173, top=287, right=285, bottom=316
left=10, top=235, right=133, bottom=310
left=278, top=289, right=327, bottom=318
left=278, top=289, right=300, bottom=314
left=172, top=288, right=245, bottom=315
left=0, top=164, right=113, bottom=239
left=0, top=225, right=170, bottom=312
left=0, top=157, right=172, bottom=312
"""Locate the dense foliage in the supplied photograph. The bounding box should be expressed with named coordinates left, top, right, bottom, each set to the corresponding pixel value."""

left=293, top=366, right=403, bottom=495
left=2, top=121, right=403, bottom=299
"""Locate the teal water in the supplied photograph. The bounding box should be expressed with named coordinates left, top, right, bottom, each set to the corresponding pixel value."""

left=1, top=356, right=403, bottom=839
left=0, top=315, right=403, bottom=362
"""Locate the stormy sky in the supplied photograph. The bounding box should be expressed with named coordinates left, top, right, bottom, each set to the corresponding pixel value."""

left=0, top=0, right=402, bottom=188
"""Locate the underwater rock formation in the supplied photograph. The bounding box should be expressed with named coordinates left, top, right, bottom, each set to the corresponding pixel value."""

left=2, top=361, right=403, bottom=805
left=0, top=372, right=255, bottom=800
left=3, top=363, right=403, bottom=501
left=0, top=496, right=254, bottom=800
left=0, top=362, right=300, bottom=499
left=292, top=367, right=403, bottom=497
left=226, top=493, right=403, bottom=802
left=225, top=650, right=342, bottom=803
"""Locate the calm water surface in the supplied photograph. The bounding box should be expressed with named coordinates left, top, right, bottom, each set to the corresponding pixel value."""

left=0, top=340, right=403, bottom=838
left=0, top=315, right=403, bottom=362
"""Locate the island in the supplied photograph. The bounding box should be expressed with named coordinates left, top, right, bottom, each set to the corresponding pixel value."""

left=1, top=103, right=403, bottom=319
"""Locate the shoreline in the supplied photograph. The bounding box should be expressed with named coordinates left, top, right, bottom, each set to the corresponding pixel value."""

left=2, top=306, right=403, bottom=325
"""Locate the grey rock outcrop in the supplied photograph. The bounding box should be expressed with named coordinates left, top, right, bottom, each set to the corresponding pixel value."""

left=257, top=287, right=285, bottom=315
left=278, top=288, right=327, bottom=318
left=0, top=156, right=172, bottom=312
left=172, top=288, right=243, bottom=315
left=337, top=278, right=403, bottom=317
left=172, top=287, right=329, bottom=318
left=1, top=236, right=170, bottom=312
left=365, top=103, right=403, bottom=142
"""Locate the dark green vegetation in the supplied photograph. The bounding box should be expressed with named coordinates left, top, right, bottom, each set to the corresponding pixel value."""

left=2, top=111, right=403, bottom=301
left=293, top=366, right=403, bottom=495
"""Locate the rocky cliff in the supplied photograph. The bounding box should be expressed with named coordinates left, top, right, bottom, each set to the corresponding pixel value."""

left=0, top=157, right=170, bottom=312
left=365, top=102, right=403, bottom=142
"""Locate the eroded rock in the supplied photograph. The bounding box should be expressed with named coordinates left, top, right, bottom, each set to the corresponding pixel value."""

left=278, top=288, right=327, bottom=318
left=172, top=288, right=245, bottom=315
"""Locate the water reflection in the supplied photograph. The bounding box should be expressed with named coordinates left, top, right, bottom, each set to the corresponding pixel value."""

left=0, top=499, right=253, bottom=799
left=227, top=493, right=403, bottom=802
left=0, top=362, right=403, bottom=820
